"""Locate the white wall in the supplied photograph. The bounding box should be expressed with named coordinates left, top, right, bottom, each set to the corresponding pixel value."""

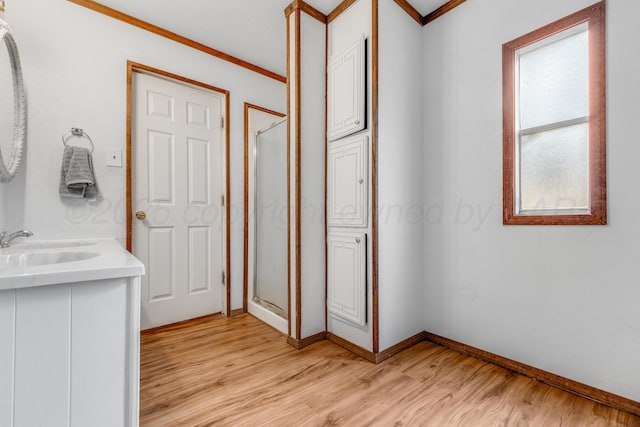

left=3, top=0, right=285, bottom=311
left=0, top=184, right=4, bottom=231
left=1, top=164, right=26, bottom=236
left=327, top=0, right=373, bottom=351
left=377, top=0, right=424, bottom=352
left=288, top=10, right=326, bottom=340
left=422, top=0, right=640, bottom=401
left=0, top=14, right=5, bottom=230
left=299, top=13, right=327, bottom=339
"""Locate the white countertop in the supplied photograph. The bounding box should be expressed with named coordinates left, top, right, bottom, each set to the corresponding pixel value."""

left=0, top=238, right=145, bottom=291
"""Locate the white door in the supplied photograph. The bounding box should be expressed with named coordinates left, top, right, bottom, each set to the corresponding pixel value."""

left=132, top=71, right=225, bottom=330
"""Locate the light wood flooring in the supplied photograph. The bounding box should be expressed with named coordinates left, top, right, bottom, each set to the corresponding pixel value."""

left=140, top=314, right=640, bottom=426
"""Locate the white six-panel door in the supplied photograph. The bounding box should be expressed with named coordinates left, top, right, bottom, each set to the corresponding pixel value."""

left=132, top=72, right=225, bottom=330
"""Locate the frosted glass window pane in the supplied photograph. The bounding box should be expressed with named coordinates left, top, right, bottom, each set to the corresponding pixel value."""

left=519, top=29, right=588, bottom=129
left=519, top=123, right=588, bottom=211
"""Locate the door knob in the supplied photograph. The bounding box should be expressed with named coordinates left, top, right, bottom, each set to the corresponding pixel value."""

left=135, top=211, right=147, bottom=220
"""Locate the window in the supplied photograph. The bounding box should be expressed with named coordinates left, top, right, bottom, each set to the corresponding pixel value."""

left=503, top=1, right=606, bottom=225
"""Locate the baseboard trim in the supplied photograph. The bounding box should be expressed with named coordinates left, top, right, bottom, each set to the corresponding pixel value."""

left=326, top=332, right=376, bottom=362
left=326, top=331, right=427, bottom=364
left=375, top=331, right=428, bottom=363
left=140, top=312, right=223, bottom=335
left=287, top=331, right=327, bottom=350
left=230, top=308, right=246, bottom=317
left=424, top=331, right=640, bottom=418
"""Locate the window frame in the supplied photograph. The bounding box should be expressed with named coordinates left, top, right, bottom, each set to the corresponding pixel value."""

left=503, top=1, right=606, bottom=225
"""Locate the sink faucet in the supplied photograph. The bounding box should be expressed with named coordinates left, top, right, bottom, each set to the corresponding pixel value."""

left=0, top=230, right=34, bottom=248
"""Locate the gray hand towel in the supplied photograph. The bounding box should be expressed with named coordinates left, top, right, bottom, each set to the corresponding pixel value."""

left=59, top=146, right=101, bottom=199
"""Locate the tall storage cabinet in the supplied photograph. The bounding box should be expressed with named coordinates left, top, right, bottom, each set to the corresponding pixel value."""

left=326, top=0, right=373, bottom=352
left=326, top=0, right=424, bottom=358
left=288, top=0, right=424, bottom=358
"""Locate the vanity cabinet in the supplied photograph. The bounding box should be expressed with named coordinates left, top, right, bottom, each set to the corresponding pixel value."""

left=327, top=35, right=366, bottom=141
left=327, top=231, right=367, bottom=327
left=0, top=239, right=143, bottom=427
left=328, top=135, right=368, bottom=227
left=0, top=277, right=141, bottom=427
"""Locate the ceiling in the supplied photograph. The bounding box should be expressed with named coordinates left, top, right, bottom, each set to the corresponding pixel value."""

left=96, top=0, right=448, bottom=78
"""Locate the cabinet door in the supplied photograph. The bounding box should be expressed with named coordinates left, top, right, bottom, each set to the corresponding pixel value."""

left=328, top=135, right=368, bottom=227
left=328, top=232, right=367, bottom=327
left=327, top=35, right=366, bottom=141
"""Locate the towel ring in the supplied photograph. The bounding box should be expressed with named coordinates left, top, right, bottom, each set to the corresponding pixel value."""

left=62, top=128, right=94, bottom=153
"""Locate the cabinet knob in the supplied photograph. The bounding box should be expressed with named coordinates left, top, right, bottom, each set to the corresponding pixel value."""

left=355, top=120, right=360, bottom=125
left=359, top=178, right=364, bottom=184
left=135, top=211, right=147, bottom=220
left=355, top=237, right=361, bottom=243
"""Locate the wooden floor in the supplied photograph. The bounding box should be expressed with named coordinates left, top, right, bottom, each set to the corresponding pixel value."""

left=140, top=314, right=640, bottom=426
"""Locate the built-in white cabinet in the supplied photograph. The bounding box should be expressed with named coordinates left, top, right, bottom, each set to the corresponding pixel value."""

left=324, top=0, right=425, bottom=355
left=0, top=240, right=143, bottom=427
left=0, top=276, right=141, bottom=427
left=327, top=35, right=366, bottom=141
left=328, top=135, right=368, bottom=227
left=328, top=231, right=367, bottom=327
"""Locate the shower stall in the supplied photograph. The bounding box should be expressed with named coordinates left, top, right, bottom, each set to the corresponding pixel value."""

left=248, top=117, right=288, bottom=332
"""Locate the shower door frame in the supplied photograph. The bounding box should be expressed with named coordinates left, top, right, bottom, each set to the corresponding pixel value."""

left=242, top=103, right=288, bottom=334
left=253, top=117, right=289, bottom=319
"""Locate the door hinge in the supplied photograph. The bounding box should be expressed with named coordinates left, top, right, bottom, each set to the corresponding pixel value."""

left=220, top=117, right=224, bottom=128
left=221, top=270, right=226, bottom=284
left=221, top=194, right=225, bottom=206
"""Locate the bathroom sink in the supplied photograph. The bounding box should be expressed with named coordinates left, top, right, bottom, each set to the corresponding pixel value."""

left=0, top=239, right=144, bottom=291
left=9, top=241, right=96, bottom=251
left=0, top=251, right=100, bottom=270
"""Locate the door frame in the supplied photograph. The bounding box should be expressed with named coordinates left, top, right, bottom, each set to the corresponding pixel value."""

left=126, top=60, right=231, bottom=316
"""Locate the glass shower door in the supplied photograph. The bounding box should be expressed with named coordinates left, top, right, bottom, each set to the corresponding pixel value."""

left=254, top=119, right=288, bottom=318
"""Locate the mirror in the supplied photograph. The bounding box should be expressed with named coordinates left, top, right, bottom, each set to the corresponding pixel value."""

left=0, top=19, right=25, bottom=183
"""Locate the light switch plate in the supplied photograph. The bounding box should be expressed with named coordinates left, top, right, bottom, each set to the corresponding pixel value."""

left=106, top=147, right=123, bottom=167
